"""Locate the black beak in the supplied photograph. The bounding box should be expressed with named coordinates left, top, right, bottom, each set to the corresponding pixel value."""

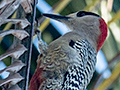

left=42, top=13, right=71, bottom=20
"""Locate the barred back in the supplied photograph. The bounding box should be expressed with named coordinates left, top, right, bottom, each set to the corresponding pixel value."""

left=62, top=40, right=97, bottom=90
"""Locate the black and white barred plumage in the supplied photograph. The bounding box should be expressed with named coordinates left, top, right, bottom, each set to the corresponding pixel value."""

left=62, top=40, right=97, bottom=90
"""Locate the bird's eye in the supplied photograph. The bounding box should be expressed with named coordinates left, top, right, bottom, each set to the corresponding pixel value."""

left=76, top=11, right=86, bottom=17
left=76, top=11, right=100, bottom=17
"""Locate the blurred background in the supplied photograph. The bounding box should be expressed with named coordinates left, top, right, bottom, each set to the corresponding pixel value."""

left=1, top=0, right=120, bottom=90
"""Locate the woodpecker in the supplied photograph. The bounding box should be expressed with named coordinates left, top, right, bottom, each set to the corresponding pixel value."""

left=29, top=11, right=107, bottom=90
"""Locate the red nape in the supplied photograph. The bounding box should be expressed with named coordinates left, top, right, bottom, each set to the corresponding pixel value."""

left=29, top=67, right=45, bottom=90
left=97, top=18, right=108, bottom=52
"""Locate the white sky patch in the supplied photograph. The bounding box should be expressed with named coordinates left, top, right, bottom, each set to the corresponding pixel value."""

left=96, top=50, right=111, bottom=78
left=0, top=61, right=9, bottom=79
left=37, top=0, right=52, bottom=13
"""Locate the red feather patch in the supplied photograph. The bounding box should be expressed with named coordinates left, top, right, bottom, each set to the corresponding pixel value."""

left=97, top=18, right=108, bottom=52
left=29, top=61, right=46, bottom=90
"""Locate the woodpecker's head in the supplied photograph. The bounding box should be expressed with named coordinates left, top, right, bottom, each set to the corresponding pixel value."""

left=43, top=11, right=108, bottom=52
